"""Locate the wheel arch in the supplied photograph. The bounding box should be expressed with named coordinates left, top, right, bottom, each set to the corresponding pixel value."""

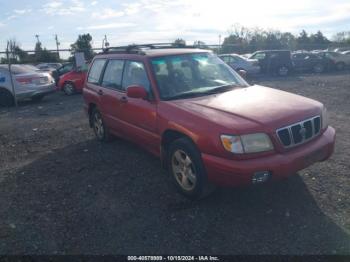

left=0, top=87, right=14, bottom=107
left=88, top=102, right=97, bottom=127
left=160, top=129, right=197, bottom=169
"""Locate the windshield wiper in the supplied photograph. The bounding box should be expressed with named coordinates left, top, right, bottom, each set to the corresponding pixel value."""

left=164, top=84, right=239, bottom=101
left=199, top=84, right=238, bottom=95
left=164, top=91, right=206, bottom=100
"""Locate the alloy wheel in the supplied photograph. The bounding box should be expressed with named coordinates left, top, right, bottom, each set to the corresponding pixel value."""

left=93, top=112, right=105, bottom=140
left=278, top=66, right=289, bottom=76
left=171, top=149, right=197, bottom=191
left=63, top=83, right=75, bottom=95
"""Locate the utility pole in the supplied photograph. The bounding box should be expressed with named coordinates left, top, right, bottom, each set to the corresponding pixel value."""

left=218, top=34, right=222, bottom=54
left=6, top=41, right=18, bottom=108
left=35, top=34, right=40, bottom=43
left=55, top=34, right=60, bottom=59
left=102, top=35, right=109, bottom=50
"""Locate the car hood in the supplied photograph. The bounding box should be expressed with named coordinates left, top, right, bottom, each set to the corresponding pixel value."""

left=169, top=85, right=322, bottom=133
left=246, top=58, right=258, bottom=63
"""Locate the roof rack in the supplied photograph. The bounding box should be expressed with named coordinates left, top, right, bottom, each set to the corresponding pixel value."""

left=100, top=43, right=198, bottom=55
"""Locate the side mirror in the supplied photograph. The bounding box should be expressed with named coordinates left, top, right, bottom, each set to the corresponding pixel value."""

left=237, top=69, right=247, bottom=79
left=126, top=85, right=148, bottom=99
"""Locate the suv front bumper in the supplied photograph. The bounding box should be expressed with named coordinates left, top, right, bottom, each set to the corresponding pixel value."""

left=202, top=126, right=335, bottom=187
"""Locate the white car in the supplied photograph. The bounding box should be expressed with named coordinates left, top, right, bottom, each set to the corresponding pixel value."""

left=0, top=64, right=56, bottom=106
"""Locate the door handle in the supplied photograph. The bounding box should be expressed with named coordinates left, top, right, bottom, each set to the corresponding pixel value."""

left=120, top=96, right=128, bottom=103
left=97, top=90, right=103, bottom=96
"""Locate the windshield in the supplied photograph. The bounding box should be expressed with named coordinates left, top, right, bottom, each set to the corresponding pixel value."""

left=151, top=52, right=248, bottom=100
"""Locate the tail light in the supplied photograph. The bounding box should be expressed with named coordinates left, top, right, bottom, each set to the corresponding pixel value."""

left=16, top=76, right=49, bottom=85
left=16, top=77, right=33, bottom=85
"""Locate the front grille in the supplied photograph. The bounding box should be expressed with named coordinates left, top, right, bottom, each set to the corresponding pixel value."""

left=277, top=116, right=321, bottom=148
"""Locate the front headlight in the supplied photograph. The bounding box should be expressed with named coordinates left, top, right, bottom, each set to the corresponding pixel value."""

left=220, top=133, right=273, bottom=154
left=322, top=107, right=329, bottom=129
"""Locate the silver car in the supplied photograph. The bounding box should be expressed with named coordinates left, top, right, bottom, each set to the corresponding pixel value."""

left=36, top=63, right=62, bottom=70
left=0, top=64, right=56, bottom=106
left=219, top=54, right=260, bottom=75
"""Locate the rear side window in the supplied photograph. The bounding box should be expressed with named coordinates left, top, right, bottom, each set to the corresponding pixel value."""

left=122, top=61, right=150, bottom=91
left=252, top=52, right=266, bottom=59
left=88, top=59, right=106, bottom=84
left=220, top=56, right=230, bottom=63
left=101, top=60, right=124, bottom=90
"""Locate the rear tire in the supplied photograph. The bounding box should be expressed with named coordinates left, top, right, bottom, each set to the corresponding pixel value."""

left=90, top=108, right=111, bottom=142
left=277, top=65, right=289, bottom=76
left=167, top=137, right=216, bottom=200
left=63, top=82, right=75, bottom=96
left=336, top=62, right=345, bottom=71
left=0, top=89, right=14, bottom=107
left=313, top=63, right=324, bottom=73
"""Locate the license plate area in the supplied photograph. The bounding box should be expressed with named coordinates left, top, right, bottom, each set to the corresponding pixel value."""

left=304, top=149, right=326, bottom=167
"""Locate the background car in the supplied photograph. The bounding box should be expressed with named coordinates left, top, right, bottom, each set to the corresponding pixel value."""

left=342, top=50, right=350, bottom=56
left=219, top=54, right=260, bottom=75
left=36, top=63, right=62, bottom=70
left=314, top=51, right=350, bottom=70
left=52, top=62, right=74, bottom=84
left=249, top=50, right=293, bottom=76
left=0, top=64, right=56, bottom=106
left=57, top=63, right=88, bottom=95
left=291, top=52, right=329, bottom=73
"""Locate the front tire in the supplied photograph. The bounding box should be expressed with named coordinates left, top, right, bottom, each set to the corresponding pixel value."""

left=336, top=62, right=345, bottom=71
left=63, top=82, right=75, bottom=96
left=167, top=138, right=215, bottom=199
left=0, top=89, right=14, bottom=107
left=91, top=108, right=110, bottom=142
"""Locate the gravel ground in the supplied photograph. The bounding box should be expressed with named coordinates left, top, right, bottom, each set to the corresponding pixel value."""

left=0, top=72, right=349, bottom=255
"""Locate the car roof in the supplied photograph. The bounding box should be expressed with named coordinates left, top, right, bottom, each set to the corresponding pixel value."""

left=254, top=50, right=290, bottom=53
left=219, top=53, right=240, bottom=56
left=95, top=48, right=212, bottom=59
left=144, top=48, right=211, bottom=57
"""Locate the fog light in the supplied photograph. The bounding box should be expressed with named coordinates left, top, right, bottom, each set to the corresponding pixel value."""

left=252, top=171, right=271, bottom=184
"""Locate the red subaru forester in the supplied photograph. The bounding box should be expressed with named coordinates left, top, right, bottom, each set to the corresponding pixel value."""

left=83, top=44, right=335, bottom=199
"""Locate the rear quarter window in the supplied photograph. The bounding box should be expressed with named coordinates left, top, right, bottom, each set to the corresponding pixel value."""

left=101, top=60, right=124, bottom=90
left=87, top=59, right=107, bottom=84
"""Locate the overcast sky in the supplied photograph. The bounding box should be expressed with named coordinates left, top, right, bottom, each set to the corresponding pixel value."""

left=0, top=0, right=350, bottom=51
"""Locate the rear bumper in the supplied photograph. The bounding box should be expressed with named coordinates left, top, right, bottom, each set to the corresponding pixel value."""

left=202, top=126, right=335, bottom=187
left=16, top=84, right=56, bottom=100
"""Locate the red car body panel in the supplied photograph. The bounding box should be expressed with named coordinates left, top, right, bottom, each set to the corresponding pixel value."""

left=83, top=51, right=335, bottom=187
left=57, top=70, right=87, bottom=92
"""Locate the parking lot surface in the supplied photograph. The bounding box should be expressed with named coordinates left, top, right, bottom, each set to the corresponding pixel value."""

left=0, top=72, right=349, bottom=254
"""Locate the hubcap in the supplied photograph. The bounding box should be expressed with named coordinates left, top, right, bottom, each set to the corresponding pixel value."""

left=279, top=67, right=288, bottom=76
left=93, top=112, right=104, bottom=139
left=172, top=150, right=197, bottom=191
left=337, top=63, right=344, bottom=70
left=64, top=84, right=74, bottom=95
left=314, top=65, right=323, bottom=73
